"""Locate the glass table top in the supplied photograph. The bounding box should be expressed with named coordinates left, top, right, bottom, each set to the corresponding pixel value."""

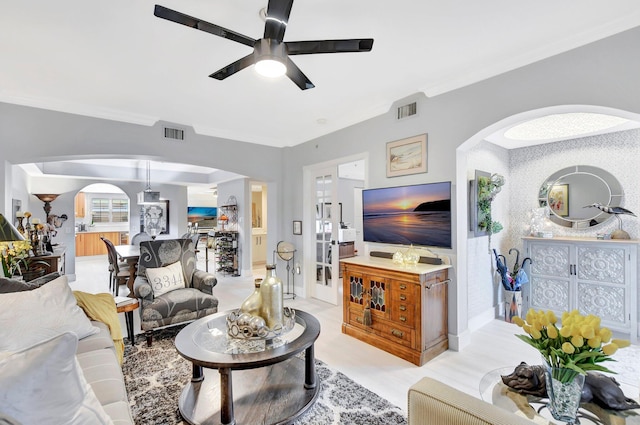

left=191, top=313, right=305, bottom=355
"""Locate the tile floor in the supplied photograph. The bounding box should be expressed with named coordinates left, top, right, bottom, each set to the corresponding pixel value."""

left=72, top=252, right=636, bottom=412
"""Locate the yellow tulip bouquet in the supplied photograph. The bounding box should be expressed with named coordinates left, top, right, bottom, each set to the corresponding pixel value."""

left=513, top=309, right=630, bottom=383
left=0, top=240, right=32, bottom=278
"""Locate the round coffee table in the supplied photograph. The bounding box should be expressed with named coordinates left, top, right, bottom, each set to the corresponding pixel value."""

left=175, top=309, right=321, bottom=425
left=480, top=367, right=640, bottom=425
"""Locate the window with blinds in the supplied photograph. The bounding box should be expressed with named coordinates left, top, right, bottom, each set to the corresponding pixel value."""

left=112, top=199, right=129, bottom=222
left=90, top=198, right=129, bottom=223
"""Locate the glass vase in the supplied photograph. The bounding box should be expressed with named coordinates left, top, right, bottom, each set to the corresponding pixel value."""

left=259, top=264, right=284, bottom=330
left=542, top=358, right=585, bottom=424
left=239, top=278, right=263, bottom=317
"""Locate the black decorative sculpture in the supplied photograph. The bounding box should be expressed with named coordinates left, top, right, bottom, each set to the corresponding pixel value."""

left=502, top=362, right=640, bottom=411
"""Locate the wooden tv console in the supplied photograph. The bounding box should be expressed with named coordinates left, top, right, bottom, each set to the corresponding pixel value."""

left=341, top=256, right=451, bottom=366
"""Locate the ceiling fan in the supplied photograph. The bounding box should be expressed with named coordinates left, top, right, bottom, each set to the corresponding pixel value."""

left=154, top=0, right=374, bottom=90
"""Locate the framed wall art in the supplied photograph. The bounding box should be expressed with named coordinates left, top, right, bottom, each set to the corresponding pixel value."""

left=469, top=170, right=491, bottom=237
left=548, top=184, right=569, bottom=217
left=140, top=200, right=170, bottom=235
left=386, top=133, right=428, bottom=177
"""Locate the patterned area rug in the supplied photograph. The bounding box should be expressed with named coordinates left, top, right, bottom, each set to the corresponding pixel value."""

left=122, top=326, right=407, bottom=425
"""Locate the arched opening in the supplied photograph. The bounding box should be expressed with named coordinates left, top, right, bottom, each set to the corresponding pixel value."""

left=454, top=105, right=640, bottom=347
left=74, top=183, right=130, bottom=257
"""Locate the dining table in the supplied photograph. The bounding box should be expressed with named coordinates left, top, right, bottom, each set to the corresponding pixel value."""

left=114, top=244, right=140, bottom=294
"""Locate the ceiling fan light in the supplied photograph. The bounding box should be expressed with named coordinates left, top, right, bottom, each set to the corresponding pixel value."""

left=255, top=59, right=287, bottom=78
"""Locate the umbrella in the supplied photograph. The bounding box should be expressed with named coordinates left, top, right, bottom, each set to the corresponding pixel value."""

left=493, top=248, right=532, bottom=291
left=492, top=249, right=511, bottom=290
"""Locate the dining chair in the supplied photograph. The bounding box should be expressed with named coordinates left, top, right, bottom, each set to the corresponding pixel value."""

left=131, top=232, right=153, bottom=246
left=180, top=232, right=201, bottom=258
left=100, top=236, right=130, bottom=296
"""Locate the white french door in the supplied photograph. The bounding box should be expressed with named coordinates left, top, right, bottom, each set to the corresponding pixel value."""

left=311, top=166, right=340, bottom=305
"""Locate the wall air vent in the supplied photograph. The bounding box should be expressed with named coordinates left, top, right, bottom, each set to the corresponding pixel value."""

left=164, top=127, right=184, bottom=140
left=397, top=102, right=417, bottom=120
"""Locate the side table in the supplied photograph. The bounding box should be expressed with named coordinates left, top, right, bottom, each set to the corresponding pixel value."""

left=115, top=298, right=139, bottom=346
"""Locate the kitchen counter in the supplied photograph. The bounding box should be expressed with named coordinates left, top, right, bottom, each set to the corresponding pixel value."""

left=75, top=230, right=129, bottom=256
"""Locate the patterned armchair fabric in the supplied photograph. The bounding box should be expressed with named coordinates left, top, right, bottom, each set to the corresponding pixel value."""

left=133, top=239, right=218, bottom=345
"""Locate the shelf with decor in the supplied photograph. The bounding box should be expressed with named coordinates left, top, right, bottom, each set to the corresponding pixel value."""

left=214, top=230, right=239, bottom=276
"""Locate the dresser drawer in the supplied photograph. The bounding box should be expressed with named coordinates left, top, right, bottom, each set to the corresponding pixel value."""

left=371, top=321, right=414, bottom=348
left=391, top=303, right=415, bottom=328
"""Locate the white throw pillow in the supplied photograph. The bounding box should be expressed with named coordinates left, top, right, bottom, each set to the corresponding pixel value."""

left=0, top=332, right=114, bottom=425
left=0, top=275, right=99, bottom=352
left=145, top=261, right=186, bottom=297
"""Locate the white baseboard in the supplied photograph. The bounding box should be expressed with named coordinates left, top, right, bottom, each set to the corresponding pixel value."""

left=448, top=328, right=472, bottom=351
left=468, top=307, right=498, bottom=332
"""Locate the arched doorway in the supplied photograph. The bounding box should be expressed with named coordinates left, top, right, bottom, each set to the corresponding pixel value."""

left=75, top=183, right=130, bottom=257
left=454, top=105, right=640, bottom=348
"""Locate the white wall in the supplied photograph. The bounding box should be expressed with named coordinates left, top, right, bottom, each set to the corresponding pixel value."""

left=466, top=140, right=510, bottom=327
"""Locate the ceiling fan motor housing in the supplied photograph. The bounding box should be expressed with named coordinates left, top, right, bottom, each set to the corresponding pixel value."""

left=255, top=38, right=286, bottom=62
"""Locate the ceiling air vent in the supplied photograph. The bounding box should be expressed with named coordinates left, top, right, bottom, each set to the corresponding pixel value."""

left=164, top=127, right=184, bottom=140
left=397, top=102, right=417, bottom=120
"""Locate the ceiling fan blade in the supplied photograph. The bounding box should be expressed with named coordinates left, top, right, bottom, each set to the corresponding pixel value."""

left=286, top=39, right=374, bottom=55
left=154, top=5, right=255, bottom=48
left=286, top=58, right=315, bottom=90
left=209, top=54, right=256, bottom=80
left=263, top=0, right=294, bottom=41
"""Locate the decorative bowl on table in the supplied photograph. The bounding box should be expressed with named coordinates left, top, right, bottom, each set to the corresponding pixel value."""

left=226, top=307, right=295, bottom=340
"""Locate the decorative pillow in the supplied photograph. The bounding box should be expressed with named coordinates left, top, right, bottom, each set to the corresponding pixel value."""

left=0, top=275, right=99, bottom=352
left=145, top=261, right=186, bottom=297
left=0, top=272, right=61, bottom=293
left=0, top=332, right=114, bottom=425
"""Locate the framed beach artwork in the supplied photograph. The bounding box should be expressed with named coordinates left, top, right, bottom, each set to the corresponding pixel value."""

left=548, top=184, right=569, bottom=217
left=386, top=134, right=428, bottom=177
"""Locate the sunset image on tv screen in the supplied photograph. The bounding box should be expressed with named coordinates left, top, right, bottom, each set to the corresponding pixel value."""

left=362, top=182, right=451, bottom=248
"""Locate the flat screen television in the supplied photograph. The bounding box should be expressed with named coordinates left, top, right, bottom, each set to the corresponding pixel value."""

left=362, top=181, right=452, bottom=248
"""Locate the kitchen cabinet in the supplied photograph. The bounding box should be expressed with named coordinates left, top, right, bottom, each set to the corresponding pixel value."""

left=75, top=192, right=86, bottom=218
left=76, top=231, right=127, bottom=257
left=252, top=232, right=267, bottom=265
left=523, top=236, right=638, bottom=341
left=341, top=256, right=451, bottom=366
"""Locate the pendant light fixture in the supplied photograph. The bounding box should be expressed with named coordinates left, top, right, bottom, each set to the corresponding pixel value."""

left=137, top=160, right=160, bottom=204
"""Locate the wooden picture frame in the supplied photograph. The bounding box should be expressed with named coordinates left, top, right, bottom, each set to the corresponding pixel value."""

left=548, top=184, right=569, bottom=217
left=141, top=200, right=170, bottom=235
left=293, top=220, right=302, bottom=235
left=386, top=134, right=428, bottom=177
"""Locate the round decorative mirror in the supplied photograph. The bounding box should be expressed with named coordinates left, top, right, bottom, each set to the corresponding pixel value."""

left=538, top=165, right=623, bottom=228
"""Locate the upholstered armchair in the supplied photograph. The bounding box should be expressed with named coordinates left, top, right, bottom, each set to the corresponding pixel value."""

left=133, top=238, right=218, bottom=346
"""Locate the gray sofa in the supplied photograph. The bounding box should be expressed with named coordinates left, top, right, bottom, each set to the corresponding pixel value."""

left=0, top=273, right=133, bottom=424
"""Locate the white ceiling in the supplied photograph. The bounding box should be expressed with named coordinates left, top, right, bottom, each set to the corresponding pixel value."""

left=3, top=1, right=640, bottom=150
left=5, top=2, right=640, bottom=191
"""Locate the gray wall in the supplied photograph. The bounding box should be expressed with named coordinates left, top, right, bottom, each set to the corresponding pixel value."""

left=2, top=25, right=640, bottom=343
left=283, top=26, right=640, bottom=342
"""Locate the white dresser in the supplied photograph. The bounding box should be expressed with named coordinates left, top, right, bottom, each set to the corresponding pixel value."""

left=522, top=236, right=638, bottom=342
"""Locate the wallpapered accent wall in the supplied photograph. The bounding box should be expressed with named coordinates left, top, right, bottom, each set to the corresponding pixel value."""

left=467, top=128, right=640, bottom=323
